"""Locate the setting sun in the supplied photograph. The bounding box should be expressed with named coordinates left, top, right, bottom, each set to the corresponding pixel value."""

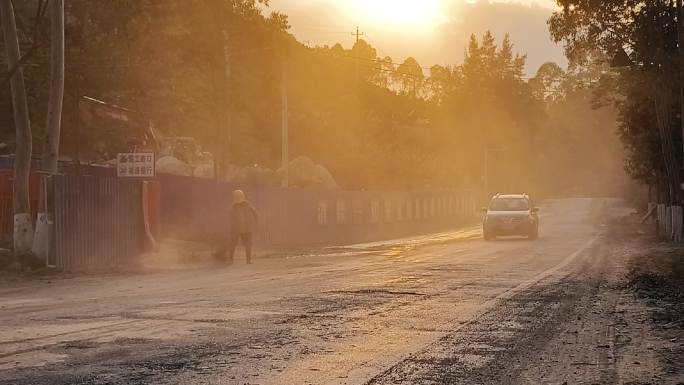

left=349, top=0, right=446, bottom=30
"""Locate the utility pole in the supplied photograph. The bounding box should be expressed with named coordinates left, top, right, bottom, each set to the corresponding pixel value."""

left=351, top=26, right=364, bottom=44
left=70, top=0, right=91, bottom=177
left=351, top=26, right=364, bottom=83
left=220, top=1, right=233, bottom=180
left=209, top=0, right=231, bottom=181
left=1, top=0, right=33, bottom=255
left=281, top=60, right=289, bottom=188
left=678, top=0, right=684, bottom=196
left=74, top=79, right=82, bottom=175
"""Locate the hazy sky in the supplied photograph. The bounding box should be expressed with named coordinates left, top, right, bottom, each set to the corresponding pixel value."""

left=267, top=0, right=566, bottom=76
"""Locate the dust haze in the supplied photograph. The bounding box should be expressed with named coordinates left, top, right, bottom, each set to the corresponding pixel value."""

left=3, top=1, right=683, bottom=385
left=0, top=1, right=630, bottom=201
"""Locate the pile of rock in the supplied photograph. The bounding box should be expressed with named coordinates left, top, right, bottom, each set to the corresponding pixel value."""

left=155, top=136, right=215, bottom=178
left=153, top=137, right=338, bottom=189
left=280, top=156, right=338, bottom=190
left=155, top=156, right=195, bottom=176
left=228, top=164, right=280, bottom=187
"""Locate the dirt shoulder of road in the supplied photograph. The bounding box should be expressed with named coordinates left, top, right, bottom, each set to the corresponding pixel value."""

left=0, top=224, right=482, bottom=285
left=519, top=213, right=684, bottom=384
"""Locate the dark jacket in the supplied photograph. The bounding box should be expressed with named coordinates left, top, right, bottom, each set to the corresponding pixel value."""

left=231, top=201, right=257, bottom=234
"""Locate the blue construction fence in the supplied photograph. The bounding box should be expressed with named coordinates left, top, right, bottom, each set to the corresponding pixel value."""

left=157, top=175, right=479, bottom=245
left=1, top=154, right=479, bottom=269
left=52, top=175, right=145, bottom=270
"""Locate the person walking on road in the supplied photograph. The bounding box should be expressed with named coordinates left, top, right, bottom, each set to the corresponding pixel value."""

left=217, top=190, right=258, bottom=265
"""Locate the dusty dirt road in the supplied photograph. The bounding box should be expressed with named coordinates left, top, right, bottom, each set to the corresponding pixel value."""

left=0, top=198, right=682, bottom=384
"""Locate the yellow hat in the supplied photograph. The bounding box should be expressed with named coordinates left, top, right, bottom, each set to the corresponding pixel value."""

left=232, top=189, right=246, bottom=203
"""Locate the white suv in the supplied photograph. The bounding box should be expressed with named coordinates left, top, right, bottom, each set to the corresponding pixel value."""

left=482, top=194, right=539, bottom=241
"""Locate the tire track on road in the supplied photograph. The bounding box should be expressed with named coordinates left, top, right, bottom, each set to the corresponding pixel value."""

left=364, top=234, right=601, bottom=385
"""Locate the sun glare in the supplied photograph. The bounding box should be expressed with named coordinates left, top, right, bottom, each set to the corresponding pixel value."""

left=350, top=0, right=446, bottom=30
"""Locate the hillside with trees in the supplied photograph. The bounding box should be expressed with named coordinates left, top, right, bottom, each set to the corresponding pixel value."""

left=1, top=0, right=626, bottom=197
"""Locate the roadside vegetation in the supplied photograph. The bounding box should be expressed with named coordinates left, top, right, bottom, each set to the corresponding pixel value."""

left=550, top=0, right=684, bottom=205
left=1, top=0, right=625, bottom=197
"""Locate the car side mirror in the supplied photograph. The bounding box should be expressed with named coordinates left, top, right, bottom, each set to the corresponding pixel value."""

left=532, top=207, right=539, bottom=213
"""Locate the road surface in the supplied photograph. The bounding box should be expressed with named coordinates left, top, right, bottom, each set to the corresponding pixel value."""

left=0, top=199, right=680, bottom=384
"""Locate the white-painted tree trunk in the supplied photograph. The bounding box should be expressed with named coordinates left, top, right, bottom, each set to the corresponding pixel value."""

left=1, top=0, right=34, bottom=255
left=33, top=0, right=65, bottom=261
left=13, top=213, right=32, bottom=254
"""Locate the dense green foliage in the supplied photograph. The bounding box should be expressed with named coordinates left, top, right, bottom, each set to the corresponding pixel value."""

left=1, top=0, right=625, bottom=196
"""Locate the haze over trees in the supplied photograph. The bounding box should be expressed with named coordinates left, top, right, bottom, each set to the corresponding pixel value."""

left=1, top=0, right=626, bottom=197
left=549, top=0, right=684, bottom=203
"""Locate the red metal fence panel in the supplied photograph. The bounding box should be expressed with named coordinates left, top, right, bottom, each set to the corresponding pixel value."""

left=0, top=172, right=12, bottom=241
left=0, top=171, right=42, bottom=242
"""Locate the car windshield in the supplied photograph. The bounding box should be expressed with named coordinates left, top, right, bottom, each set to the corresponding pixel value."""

left=489, top=198, right=529, bottom=211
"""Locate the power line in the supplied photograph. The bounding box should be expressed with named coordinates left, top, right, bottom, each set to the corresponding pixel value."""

left=292, top=26, right=349, bottom=35
left=290, top=23, right=350, bottom=32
